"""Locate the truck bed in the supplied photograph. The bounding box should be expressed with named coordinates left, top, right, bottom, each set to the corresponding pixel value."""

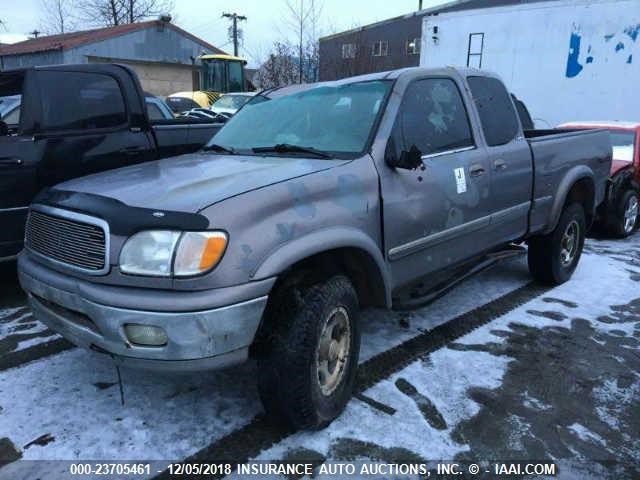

left=526, top=128, right=612, bottom=234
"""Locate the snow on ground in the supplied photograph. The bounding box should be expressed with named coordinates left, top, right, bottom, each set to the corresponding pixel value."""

left=250, top=237, right=640, bottom=476
left=0, top=233, right=638, bottom=479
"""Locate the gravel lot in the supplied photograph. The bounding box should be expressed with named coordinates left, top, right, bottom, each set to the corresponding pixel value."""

left=0, top=233, right=638, bottom=479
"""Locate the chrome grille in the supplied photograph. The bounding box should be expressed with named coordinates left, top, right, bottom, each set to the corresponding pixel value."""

left=26, top=209, right=107, bottom=272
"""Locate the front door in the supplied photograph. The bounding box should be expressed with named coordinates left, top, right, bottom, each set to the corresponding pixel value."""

left=379, top=76, right=492, bottom=289
left=34, top=69, right=155, bottom=187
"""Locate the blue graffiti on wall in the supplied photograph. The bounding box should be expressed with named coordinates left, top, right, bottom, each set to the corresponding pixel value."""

left=566, top=27, right=583, bottom=78
left=566, top=23, right=640, bottom=78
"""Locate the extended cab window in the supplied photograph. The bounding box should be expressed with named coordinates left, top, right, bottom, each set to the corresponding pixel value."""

left=392, top=78, right=474, bottom=157
left=468, top=76, right=519, bottom=146
left=147, top=102, right=166, bottom=121
left=39, top=72, right=127, bottom=131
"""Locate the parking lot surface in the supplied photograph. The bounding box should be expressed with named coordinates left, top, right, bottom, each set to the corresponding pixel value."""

left=0, top=234, right=638, bottom=479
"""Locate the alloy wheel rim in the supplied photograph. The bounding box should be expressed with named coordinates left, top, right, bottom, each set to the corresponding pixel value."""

left=560, top=220, right=580, bottom=267
left=623, top=196, right=639, bottom=233
left=316, top=306, right=351, bottom=397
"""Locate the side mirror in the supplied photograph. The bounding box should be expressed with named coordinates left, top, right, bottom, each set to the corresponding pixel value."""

left=0, top=121, right=8, bottom=136
left=385, top=143, right=423, bottom=170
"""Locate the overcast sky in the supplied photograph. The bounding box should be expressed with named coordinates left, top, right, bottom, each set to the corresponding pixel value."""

left=0, top=0, right=450, bottom=66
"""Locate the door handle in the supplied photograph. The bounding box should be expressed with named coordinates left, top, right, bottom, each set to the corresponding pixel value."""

left=494, top=159, right=507, bottom=170
left=469, top=164, right=486, bottom=177
left=0, top=157, right=23, bottom=166
left=119, top=147, right=145, bottom=156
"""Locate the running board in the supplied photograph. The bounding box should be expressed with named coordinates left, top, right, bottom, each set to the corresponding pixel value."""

left=392, top=245, right=526, bottom=311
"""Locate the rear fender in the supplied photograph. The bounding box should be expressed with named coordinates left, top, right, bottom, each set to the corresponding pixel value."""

left=544, top=166, right=595, bottom=234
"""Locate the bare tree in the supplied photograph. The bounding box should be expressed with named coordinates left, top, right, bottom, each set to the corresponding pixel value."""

left=125, top=0, right=174, bottom=23
left=255, top=41, right=299, bottom=89
left=40, top=0, right=76, bottom=34
left=283, top=0, right=323, bottom=83
left=77, top=0, right=173, bottom=28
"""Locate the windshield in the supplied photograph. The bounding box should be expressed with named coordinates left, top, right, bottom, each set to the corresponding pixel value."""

left=213, top=94, right=252, bottom=110
left=209, top=80, right=392, bottom=157
left=610, top=130, right=636, bottom=162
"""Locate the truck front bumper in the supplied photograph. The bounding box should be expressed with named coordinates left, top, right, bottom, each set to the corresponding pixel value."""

left=18, top=254, right=270, bottom=372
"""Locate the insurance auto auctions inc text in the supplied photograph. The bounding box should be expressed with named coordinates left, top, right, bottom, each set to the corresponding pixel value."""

left=235, top=461, right=557, bottom=476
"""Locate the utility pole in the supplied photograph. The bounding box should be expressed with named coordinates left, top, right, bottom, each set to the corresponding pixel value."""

left=222, top=12, right=247, bottom=57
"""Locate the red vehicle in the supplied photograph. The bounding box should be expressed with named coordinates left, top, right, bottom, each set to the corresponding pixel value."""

left=559, top=121, right=639, bottom=237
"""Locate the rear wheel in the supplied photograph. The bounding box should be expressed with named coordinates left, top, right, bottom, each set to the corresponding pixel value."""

left=611, top=190, right=639, bottom=238
left=257, top=275, right=360, bottom=430
left=528, top=203, right=586, bottom=284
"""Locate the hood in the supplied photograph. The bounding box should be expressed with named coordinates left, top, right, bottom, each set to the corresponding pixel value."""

left=610, top=159, right=634, bottom=176
left=55, top=152, right=348, bottom=213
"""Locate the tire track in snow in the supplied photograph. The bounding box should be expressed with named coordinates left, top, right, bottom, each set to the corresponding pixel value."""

left=155, top=281, right=551, bottom=479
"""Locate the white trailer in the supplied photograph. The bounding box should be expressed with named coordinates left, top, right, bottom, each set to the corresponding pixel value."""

left=420, top=0, right=640, bottom=127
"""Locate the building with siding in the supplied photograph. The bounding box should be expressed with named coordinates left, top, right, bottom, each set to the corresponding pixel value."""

left=0, top=19, right=226, bottom=96
left=318, top=0, right=555, bottom=81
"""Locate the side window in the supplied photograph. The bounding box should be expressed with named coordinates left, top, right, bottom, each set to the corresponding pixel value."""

left=392, top=78, right=474, bottom=157
left=467, top=76, right=519, bottom=146
left=146, top=102, right=165, bottom=120
left=39, top=71, right=127, bottom=132
left=4, top=106, right=20, bottom=125
left=228, top=62, right=243, bottom=92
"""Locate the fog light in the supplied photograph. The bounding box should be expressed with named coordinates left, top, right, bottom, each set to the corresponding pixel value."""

left=124, top=324, right=168, bottom=346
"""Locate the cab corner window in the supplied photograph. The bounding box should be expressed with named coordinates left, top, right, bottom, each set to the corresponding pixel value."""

left=39, top=71, right=127, bottom=132
left=392, top=78, right=474, bottom=158
left=467, top=76, right=519, bottom=146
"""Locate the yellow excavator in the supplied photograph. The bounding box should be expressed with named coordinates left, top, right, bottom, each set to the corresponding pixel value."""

left=166, top=54, right=248, bottom=112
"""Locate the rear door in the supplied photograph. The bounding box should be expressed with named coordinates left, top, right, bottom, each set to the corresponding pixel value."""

left=380, top=76, right=493, bottom=288
left=34, top=69, right=156, bottom=187
left=467, top=76, right=532, bottom=246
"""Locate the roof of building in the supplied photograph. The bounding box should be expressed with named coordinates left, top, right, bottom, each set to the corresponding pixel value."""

left=320, top=0, right=556, bottom=41
left=0, top=20, right=226, bottom=57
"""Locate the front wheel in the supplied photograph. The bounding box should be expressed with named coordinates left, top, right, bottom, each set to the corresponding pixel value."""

left=528, top=203, right=586, bottom=284
left=257, top=275, right=360, bottom=430
left=611, top=190, right=639, bottom=238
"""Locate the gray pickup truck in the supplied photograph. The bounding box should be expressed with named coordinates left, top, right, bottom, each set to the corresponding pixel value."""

left=18, top=67, right=611, bottom=429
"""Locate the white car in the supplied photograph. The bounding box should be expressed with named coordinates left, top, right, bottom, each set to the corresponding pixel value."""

left=210, top=92, right=256, bottom=117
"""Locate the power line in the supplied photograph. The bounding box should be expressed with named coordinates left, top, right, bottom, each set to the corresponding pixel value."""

left=222, top=12, right=247, bottom=57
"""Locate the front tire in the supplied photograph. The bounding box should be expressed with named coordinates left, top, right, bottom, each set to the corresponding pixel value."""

left=528, top=203, right=586, bottom=284
left=257, top=275, right=360, bottom=430
left=611, top=190, right=639, bottom=238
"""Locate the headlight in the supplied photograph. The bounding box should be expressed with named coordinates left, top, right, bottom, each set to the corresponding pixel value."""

left=120, top=230, right=180, bottom=276
left=120, top=230, right=227, bottom=277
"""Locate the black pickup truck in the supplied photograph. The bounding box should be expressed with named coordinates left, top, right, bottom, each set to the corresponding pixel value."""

left=0, top=63, right=224, bottom=261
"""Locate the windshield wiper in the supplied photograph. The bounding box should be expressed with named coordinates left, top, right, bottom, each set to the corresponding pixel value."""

left=203, top=143, right=235, bottom=154
left=252, top=144, right=332, bottom=159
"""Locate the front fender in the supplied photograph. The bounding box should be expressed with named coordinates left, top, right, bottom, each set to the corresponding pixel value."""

left=253, top=226, right=392, bottom=306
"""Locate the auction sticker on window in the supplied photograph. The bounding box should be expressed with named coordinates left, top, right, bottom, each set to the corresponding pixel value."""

left=454, top=167, right=467, bottom=194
